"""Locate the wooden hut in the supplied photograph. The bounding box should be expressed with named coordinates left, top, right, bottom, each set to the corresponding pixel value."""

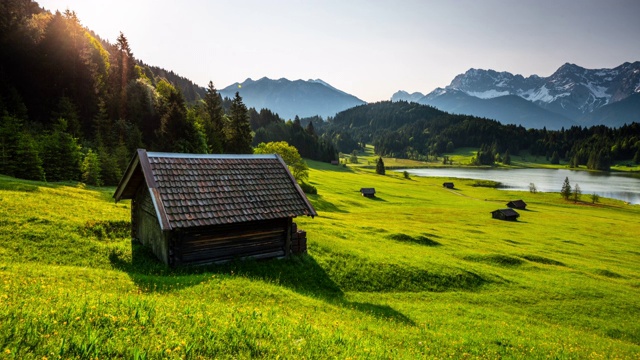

left=113, top=149, right=317, bottom=266
left=491, top=208, right=520, bottom=221
left=506, top=200, right=527, bottom=210
left=443, top=182, right=455, bottom=189
left=360, top=188, right=376, bottom=198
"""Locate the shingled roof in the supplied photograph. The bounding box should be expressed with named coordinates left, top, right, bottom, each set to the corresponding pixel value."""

left=114, top=149, right=317, bottom=230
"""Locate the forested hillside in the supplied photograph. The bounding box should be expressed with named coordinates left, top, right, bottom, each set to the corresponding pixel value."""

left=326, top=101, right=640, bottom=169
left=0, top=1, right=337, bottom=186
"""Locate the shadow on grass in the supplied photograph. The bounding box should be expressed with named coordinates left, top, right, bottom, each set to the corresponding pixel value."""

left=368, top=196, right=387, bottom=202
left=307, top=194, right=349, bottom=213
left=109, top=242, right=414, bottom=325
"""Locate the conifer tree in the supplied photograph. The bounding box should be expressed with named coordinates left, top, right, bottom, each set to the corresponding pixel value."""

left=376, top=157, right=385, bottom=175
left=572, top=183, right=582, bottom=203
left=561, top=176, right=571, bottom=200
left=81, top=149, right=101, bottom=186
left=154, top=86, right=205, bottom=153
left=40, top=119, right=82, bottom=182
left=203, top=81, right=225, bottom=153
left=225, top=92, right=252, bottom=154
left=502, top=149, right=511, bottom=165
left=13, top=132, right=45, bottom=181
left=305, top=121, right=316, bottom=137
left=550, top=151, right=559, bottom=165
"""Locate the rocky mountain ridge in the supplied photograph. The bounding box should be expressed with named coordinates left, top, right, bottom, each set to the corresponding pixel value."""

left=219, top=77, right=366, bottom=120
left=392, top=62, right=640, bottom=129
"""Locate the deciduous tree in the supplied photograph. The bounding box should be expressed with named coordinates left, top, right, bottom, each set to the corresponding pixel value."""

left=254, top=141, right=308, bottom=183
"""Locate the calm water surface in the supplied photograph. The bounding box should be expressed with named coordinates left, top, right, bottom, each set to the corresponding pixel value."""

left=402, top=168, right=640, bottom=204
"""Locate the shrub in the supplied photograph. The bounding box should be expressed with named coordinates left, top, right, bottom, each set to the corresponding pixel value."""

left=299, top=181, right=317, bottom=194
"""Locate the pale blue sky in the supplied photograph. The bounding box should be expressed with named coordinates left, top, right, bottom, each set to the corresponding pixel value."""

left=38, top=0, right=640, bottom=102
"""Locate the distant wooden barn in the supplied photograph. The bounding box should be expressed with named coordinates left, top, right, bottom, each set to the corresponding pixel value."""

left=491, top=208, right=520, bottom=221
left=443, top=182, right=455, bottom=189
left=360, top=188, right=376, bottom=198
left=113, top=149, right=317, bottom=266
left=506, top=200, right=527, bottom=209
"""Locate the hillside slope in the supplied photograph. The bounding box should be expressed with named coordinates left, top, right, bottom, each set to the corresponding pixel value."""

left=1, top=169, right=639, bottom=358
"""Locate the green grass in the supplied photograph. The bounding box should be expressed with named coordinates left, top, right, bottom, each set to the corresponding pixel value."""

left=1, top=163, right=640, bottom=358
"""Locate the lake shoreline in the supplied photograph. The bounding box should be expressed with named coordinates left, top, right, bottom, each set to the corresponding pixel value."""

left=396, top=167, right=640, bottom=205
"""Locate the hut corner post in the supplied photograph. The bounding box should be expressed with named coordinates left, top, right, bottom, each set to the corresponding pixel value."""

left=285, top=218, right=292, bottom=257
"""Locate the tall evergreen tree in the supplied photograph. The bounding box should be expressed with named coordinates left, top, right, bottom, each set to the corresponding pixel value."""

left=113, top=32, right=136, bottom=119
left=305, top=121, right=316, bottom=137
left=502, top=149, right=511, bottom=165
left=572, top=183, right=582, bottom=203
left=561, top=176, right=571, bottom=200
left=203, top=81, right=225, bottom=153
left=156, top=89, right=205, bottom=153
left=376, top=156, right=385, bottom=175
left=225, top=92, right=252, bottom=154
left=550, top=151, right=560, bottom=164
left=40, top=118, right=82, bottom=182
left=13, top=133, right=45, bottom=181
left=0, top=115, right=45, bottom=181
left=0, top=114, right=22, bottom=176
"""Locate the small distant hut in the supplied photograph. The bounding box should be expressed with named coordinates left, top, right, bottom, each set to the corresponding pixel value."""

left=491, top=208, right=520, bottom=221
left=330, top=160, right=339, bottom=165
left=360, top=188, right=376, bottom=198
left=443, top=182, right=455, bottom=189
left=113, top=149, right=317, bottom=266
left=506, top=200, right=527, bottom=210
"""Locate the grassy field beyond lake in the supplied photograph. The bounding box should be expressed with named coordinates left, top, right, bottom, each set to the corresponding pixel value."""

left=0, top=162, right=639, bottom=358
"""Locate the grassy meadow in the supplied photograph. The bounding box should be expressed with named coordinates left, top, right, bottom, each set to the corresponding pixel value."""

left=1, top=159, right=639, bottom=358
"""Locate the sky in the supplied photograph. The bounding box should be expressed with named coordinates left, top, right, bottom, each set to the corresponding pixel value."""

left=37, top=0, right=640, bottom=102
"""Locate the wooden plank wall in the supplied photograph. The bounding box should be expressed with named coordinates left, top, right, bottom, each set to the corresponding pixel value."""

left=174, top=219, right=288, bottom=265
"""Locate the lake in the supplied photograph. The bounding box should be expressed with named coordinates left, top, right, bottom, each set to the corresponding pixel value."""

left=402, top=168, right=640, bottom=205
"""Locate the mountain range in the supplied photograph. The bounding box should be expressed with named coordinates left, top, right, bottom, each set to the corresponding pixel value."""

left=392, top=62, right=640, bottom=129
left=219, top=77, right=366, bottom=120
